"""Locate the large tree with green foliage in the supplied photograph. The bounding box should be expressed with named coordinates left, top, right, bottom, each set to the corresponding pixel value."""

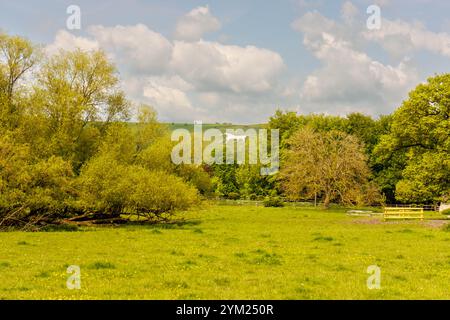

left=374, top=74, right=450, bottom=203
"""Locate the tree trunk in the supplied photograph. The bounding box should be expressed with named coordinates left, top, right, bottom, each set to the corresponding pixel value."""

left=323, top=192, right=331, bottom=209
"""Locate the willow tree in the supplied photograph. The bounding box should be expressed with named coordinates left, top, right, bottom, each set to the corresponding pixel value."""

left=28, top=49, right=130, bottom=167
left=0, top=33, right=38, bottom=128
left=280, top=127, right=381, bottom=208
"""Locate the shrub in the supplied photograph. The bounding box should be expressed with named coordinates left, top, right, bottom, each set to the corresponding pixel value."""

left=137, top=136, right=213, bottom=195
left=264, top=197, right=284, bottom=207
left=249, top=193, right=258, bottom=200
left=127, top=167, right=200, bottom=216
left=227, top=192, right=240, bottom=200
left=0, top=134, right=75, bottom=225
left=76, top=156, right=130, bottom=214
left=136, top=136, right=174, bottom=172
left=77, top=155, right=199, bottom=218
left=26, top=156, right=75, bottom=215
left=441, top=208, right=450, bottom=216
left=175, top=164, right=213, bottom=196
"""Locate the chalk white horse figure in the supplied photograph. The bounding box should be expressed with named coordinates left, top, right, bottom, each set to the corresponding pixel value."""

left=224, top=132, right=247, bottom=142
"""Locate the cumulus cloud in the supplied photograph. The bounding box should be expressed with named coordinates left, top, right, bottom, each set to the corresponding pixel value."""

left=47, top=25, right=173, bottom=75
left=89, top=24, right=173, bottom=74
left=171, top=40, right=284, bottom=93
left=44, top=2, right=450, bottom=122
left=174, top=6, right=221, bottom=41
left=142, top=80, right=195, bottom=122
left=363, top=19, right=450, bottom=58
left=46, top=15, right=285, bottom=122
left=292, top=11, right=357, bottom=48
left=45, top=30, right=99, bottom=55
left=293, top=10, right=419, bottom=115
left=300, top=33, right=418, bottom=114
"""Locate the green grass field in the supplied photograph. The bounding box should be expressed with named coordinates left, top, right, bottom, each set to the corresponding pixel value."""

left=1, top=204, right=449, bottom=300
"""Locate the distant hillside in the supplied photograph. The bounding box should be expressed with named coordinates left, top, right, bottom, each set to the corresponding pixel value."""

left=166, top=123, right=267, bottom=132
left=128, top=122, right=267, bottom=133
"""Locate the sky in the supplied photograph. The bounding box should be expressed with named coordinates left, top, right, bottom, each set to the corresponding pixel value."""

left=1, top=0, right=450, bottom=123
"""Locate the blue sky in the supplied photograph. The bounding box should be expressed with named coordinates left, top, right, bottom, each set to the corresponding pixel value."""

left=1, top=0, right=450, bottom=123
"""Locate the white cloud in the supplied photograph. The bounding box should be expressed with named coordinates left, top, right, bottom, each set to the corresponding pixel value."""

left=46, top=15, right=285, bottom=123
left=45, top=30, right=99, bottom=55
left=89, top=24, right=173, bottom=74
left=142, top=79, right=195, bottom=122
left=292, top=11, right=350, bottom=48
left=174, top=6, right=221, bottom=41
left=300, top=33, right=417, bottom=108
left=293, top=11, right=419, bottom=115
left=363, top=18, right=450, bottom=58
left=45, top=3, right=448, bottom=122
left=171, top=40, right=284, bottom=93
left=45, top=25, right=173, bottom=75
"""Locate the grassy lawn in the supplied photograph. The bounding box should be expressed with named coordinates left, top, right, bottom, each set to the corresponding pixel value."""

left=0, top=204, right=449, bottom=300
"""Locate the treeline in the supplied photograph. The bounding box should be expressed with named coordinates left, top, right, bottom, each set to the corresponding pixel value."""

left=0, top=32, right=449, bottom=228
left=214, top=83, right=449, bottom=206
left=272, top=74, right=449, bottom=205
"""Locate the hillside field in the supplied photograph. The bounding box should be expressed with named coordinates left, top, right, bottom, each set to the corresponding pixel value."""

left=128, top=122, right=267, bottom=133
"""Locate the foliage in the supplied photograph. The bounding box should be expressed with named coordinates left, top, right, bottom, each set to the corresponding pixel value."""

left=236, top=164, right=276, bottom=199
left=136, top=133, right=213, bottom=195
left=175, top=164, right=213, bottom=196
left=280, top=127, right=382, bottom=207
left=211, top=164, right=240, bottom=198
left=77, top=155, right=199, bottom=217
left=0, top=134, right=75, bottom=226
left=263, top=196, right=284, bottom=207
left=0, top=33, right=38, bottom=129
left=1, top=31, right=448, bottom=228
left=0, top=33, right=203, bottom=226
left=269, top=110, right=391, bottom=154
left=374, top=74, right=450, bottom=203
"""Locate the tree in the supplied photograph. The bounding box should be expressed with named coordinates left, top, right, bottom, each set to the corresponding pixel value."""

left=135, top=104, right=167, bottom=152
left=374, top=73, right=450, bottom=203
left=268, top=110, right=302, bottom=141
left=30, top=49, right=130, bottom=166
left=211, top=163, right=240, bottom=198
left=235, top=164, right=277, bottom=199
left=395, top=152, right=449, bottom=203
left=344, top=113, right=380, bottom=154
left=0, top=33, right=203, bottom=227
left=0, top=33, right=38, bottom=128
left=268, top=110, right=397, bottom=202
left=280, top=127, right=381, bottom=208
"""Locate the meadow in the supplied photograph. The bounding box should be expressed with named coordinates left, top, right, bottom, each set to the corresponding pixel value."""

left=0, top=203, right=449, bottom=300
